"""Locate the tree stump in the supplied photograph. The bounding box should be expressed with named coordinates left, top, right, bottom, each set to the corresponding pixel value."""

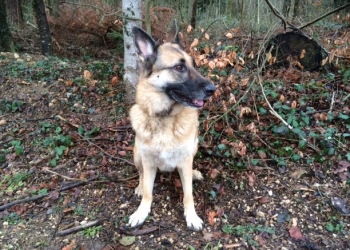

left=264, top=31, right=325, bottom=71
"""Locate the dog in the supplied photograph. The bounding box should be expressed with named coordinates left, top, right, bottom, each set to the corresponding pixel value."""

left=128, top=21, right=216, bottom=231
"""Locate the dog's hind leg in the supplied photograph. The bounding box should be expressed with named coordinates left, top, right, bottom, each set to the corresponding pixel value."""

left=129, top=159, right=157, bottom=228
left=178, top=158, right=204, bottom=231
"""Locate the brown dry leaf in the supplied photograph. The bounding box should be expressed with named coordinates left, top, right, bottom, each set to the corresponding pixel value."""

left=258, top=151, right=267, bottom=159
left=208, top=61, right=216, bottom=69
left=204, top=33, right=210, bottom=40
left=111, top=76, right=119, bottom=86
left=279, top=94, right=285, bottom=102
left=228, top=93, right=236, bottom=104
left=291, top=100, right=297, bottom=109
left=84, top=70, right=92, bottom=79
left=190, top=38, right=199, bottom=49
left=62, top=240, right=76, bottom=250
left=0, top=119, right=7, bottom=126
left=240, top=107, right=252, bottom=117
left=256, top=235, right=267, bottom=246
left=248, top=51, right=254, bottom=59
left=225, top=127, right=234, bottom=137
left=290, top=169, right=307, bottom=179
left=258, top=196, right=269, bottom=204
left=63, top=207, right=73, bottom=214
left=246, top=172, right=257, bottom=187
left=335, top=161, right=350, bottom=174
left=217, top=207, right=225, bottom=217
left=300, top=49, right=306, bottom=59
left=225, top=32, right=233, bottom=39
left=207, top=210, right=217, bottom=226
left=241, top=78, right=249, bottom=86
left=246, top=122, right=257, bottom=134
left=118, top=150, right=127, bottom=156
left=209, top=168, right=220, bottom=179
left=187, top=25, right=192, bottom=33
left=173, top=178, right=182, bottom=188
left=289, top=226, right=304, bottom=240
left=65, top=80, right=73, bottom=86
left=322, top=56, right=328, bottom=66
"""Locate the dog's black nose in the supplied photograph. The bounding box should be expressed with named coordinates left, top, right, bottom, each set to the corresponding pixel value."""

left=205, top=83, right=216, bottom=96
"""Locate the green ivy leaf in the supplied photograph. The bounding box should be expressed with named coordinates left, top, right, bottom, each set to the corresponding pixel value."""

left=119, top=236, right=135, bottom=246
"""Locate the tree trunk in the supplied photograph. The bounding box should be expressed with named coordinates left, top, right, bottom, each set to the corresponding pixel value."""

left=32, top=0, right=52, bottom=56
left=293, top=0, right=301, bottom=20
left=0, top=0, right=15, bottom=52
left=122, top=0, right=142, bottom=103
left=47, top=0, right=60, bottom=17
left=190, top=0, right=198, bottom=29
left=6, top=0, right=24, bottom=27
left=145, top=0, right=151, bottom=34
left=282, top=0, right=291, bottom=20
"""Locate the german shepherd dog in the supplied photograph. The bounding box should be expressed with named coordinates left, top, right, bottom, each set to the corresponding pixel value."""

left=128, top=21, right=216, bottom=231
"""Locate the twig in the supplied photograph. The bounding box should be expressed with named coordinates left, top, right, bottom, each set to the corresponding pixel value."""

left=298, top=3, right=350, bottom=30
left=328, top=92, right=336, bottom=114
left=57, top=220, right=101, bottom=236
left=75, top=132, right=135, bottom=166
left=0, top=177, right=98, bottom=212
left=42, top=167, right=82, bottom=181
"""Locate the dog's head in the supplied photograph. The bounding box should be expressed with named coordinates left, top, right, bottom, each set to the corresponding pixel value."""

left=132, top=21, right=216, bottom=109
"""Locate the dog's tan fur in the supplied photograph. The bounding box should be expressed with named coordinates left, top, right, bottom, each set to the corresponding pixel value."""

left=128, top=22, right=215, bottom=231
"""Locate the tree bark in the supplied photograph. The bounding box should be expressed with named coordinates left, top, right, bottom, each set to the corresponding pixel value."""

left=282, top=0, right=291, bottom=20
left=32, top=0, right=52, bottom=56
left=122, top=0, right=142, bottom=103
left=293, top=0, right=301, bottom=20
left=6, top=0, right=24, bottom=27
left=145, top=0, right=151, bottom=34
left=47, top=0, right=60, bottom=17
left=0, top=0, right=15, bottom=52
left=190, top=0, right=198, bottom=29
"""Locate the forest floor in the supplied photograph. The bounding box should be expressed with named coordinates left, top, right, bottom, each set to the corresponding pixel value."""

left=0, top=31, right=350, bottom=250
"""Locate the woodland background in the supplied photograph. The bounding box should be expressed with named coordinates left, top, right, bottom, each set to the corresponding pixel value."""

left=0, top=0, right=350, bottom=249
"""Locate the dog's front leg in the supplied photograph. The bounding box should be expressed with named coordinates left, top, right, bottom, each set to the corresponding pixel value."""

left=129, top=164, right=157, bottom=228
left=178, top=162, right=204, bottom=231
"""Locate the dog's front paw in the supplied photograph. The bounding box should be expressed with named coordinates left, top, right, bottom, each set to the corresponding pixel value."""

left=134, top=184, right=143, bottom=197
left=129, top=208, right=149, bottom=227
left=185, top=210, right=204, bottom=231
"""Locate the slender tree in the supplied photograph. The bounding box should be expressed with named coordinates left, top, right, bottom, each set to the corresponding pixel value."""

left=6, top=0, right=24, bottom=27
left=122, top=0, right=142, bottom=103
left=33, top=0, right=52, bottom=55
left=0, top=0, right=15, bottom=52
left=190, top=0, right=198, bottom=29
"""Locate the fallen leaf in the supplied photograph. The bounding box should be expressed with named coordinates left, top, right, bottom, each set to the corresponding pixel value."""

left=187, top=25, right=192, bottom=33
left=190, top=38, right=199, bottom=49
left=118, top=150, right=127, bottom=156
left=289, top=226, right=303, bottom=240
left=111, top=76, right=119, bottom=86
left=209, top=168, right=220, bottom=179
left=256, top=235, right=267, bottom=245
left=119, top=236, right=135, bottom=246
left=173, top=178, right=182, bottom=188
left=225, top=32, right=233, bottom=38
left=258, top=151, right=267, bottom=159
left=0, top=119, right=7, bottom=126
left=258, top=196, right=269, bottom=204
left=84, top=70, right=92, bottom=79
left=246, top=172, right=256, bottom=187
left=204, top=33, right=210, bottom=40
left=290, top=169, right=307, bottom=179
left=217, top=207, right=225, bottom=217
left=62, top=240, right=76, bottom=250
left=207, top=210, right=217, bottom=226
left=331, top=196, right=350, bottom=214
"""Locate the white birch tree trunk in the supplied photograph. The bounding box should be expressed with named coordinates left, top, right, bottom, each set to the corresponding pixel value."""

left=122, top=0, right=142, bottom=103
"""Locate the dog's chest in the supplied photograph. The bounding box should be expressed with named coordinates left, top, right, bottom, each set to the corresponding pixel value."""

left=139, top=137, right=198, bottom=170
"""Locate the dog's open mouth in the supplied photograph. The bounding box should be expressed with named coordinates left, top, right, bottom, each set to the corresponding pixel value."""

left=170, top=91, right=205, bottom=108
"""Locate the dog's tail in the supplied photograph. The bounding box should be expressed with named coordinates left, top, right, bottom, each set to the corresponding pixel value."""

left=193, top=169, right=203, bottom=180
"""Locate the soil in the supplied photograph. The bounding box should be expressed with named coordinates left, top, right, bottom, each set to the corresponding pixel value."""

left=0, top=52, right=349, bottom=250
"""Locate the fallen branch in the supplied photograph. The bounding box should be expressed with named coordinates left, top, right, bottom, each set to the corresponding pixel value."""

left=75, top=132, right=135, bottom=166
left=57, top=220, right=101, bottom=236
left=0, top=177, right=98, bottom=212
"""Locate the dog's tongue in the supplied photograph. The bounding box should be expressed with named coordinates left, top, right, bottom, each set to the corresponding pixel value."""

left=193, top=100, right=204, bottom=107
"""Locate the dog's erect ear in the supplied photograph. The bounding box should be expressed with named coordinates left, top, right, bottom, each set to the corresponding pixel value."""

left=132, top=27, right=157, bottom=62
left=166, top=20, right=181, bottom=47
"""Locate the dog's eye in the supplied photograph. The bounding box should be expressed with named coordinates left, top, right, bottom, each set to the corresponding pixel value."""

left=174, top=64, right=186, bottom=72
